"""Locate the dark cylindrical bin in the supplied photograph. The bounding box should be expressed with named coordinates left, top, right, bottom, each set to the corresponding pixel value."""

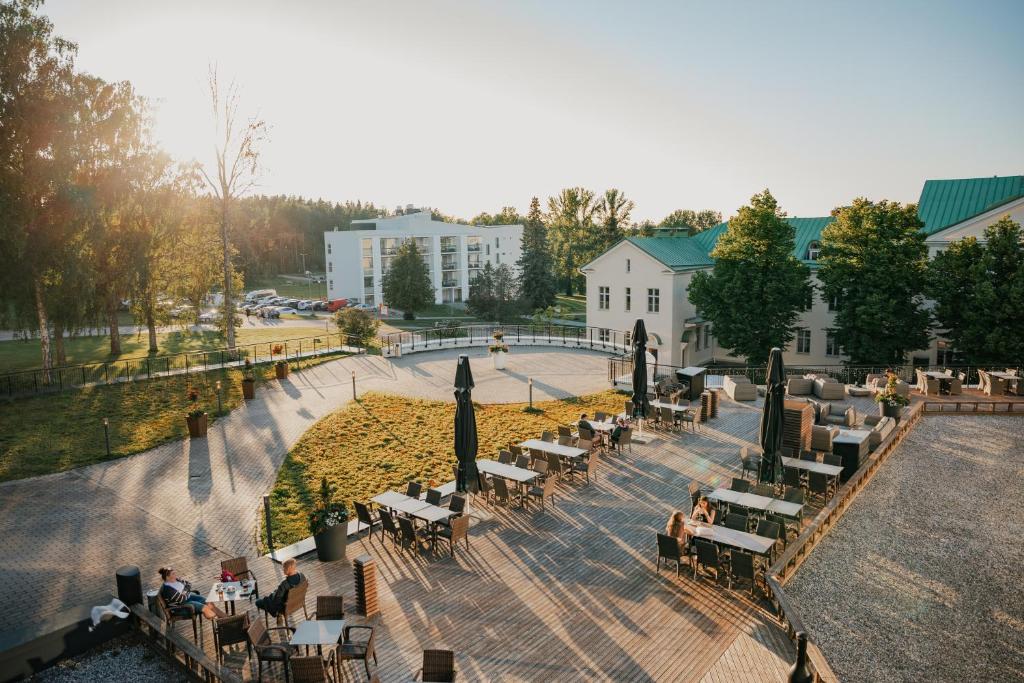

left=116, top=565, right=143, bottom=606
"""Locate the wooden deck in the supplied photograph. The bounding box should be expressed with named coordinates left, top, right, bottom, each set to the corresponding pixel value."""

left=187, top=396, right=795, bottom=682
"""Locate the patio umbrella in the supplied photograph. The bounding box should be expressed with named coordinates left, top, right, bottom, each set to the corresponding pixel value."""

left=453, top=354, right=478, bottom=493
left=758, top=347, right=786, bottom=484
left=630, top=319, right=652, bottom=420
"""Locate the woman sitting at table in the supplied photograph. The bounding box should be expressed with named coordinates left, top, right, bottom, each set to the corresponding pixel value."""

left=609, top=417, right=628, bottom=448
left=159, top=567, right=224, bottom=620
left=690, top=496, right=715, bottom=525
left=665, top=510, right=688, bottom=543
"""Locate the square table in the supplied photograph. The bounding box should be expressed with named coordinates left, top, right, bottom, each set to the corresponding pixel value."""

left=924, top=371, right=953, bottom=394
left=832, top=429, right=871, bottom=481
left=205, top=581, right=255, bottom=615
left=389, top=498, right=431, bottom=516
left=371, top=491, right=409, bottom=508
left=409, top=504, right=458, bottom=546
left=988, top=371, right=1020, bottom=395
left=290, top=619, right=346, bottom=663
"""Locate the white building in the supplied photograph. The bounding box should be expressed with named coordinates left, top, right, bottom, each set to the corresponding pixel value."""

left=582, top=175, right=1024, bottom=369
left=324, top=208, right=523, bottom=307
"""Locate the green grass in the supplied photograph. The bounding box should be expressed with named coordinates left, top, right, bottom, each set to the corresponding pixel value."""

left=263, top=389, right=624, bottom=547
left=0, top=326, right=333, bottom=373
left=0, top=353, right=344, bottom=482
left=245, top=275, right=327, bottom=300
left=553, top=295, right=587, bottom=320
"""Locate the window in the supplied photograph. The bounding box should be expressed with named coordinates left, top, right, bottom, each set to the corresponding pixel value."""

left=598, top=286, right=610, bottom=310
left=329, top=280, right=333, bottom=289
left=467, top=236, right=481, bottom=252
left=496, top=253, right=500, bottom=264
left=598, top=328, right=610, bottom=343
left=486, top=245, right=490, bottom=256
left=626, top=258, right=631, bottom=273
left=704, top=326, right=711, bottom=348
left=647, top=288, right=660, bottom=313
left=495, top=237, right=500, bottom=247
left=796, top=328, right=811, bottom=354
left=695, top=326, right=701, bottom=351
left=826, top=333, right=839, bottom=357
left=440, top=236, right=457, bottom=253
left=625, top=287, right=631, bottom=312
left=327, top=262, right=333, bottom=273
left=327, top=243, right=331, bottom=255
left=807, top=241, right=821, bottom=260
left=828, top=295, right=838, bottom=312
left=363, top=275, right=373, bottom=288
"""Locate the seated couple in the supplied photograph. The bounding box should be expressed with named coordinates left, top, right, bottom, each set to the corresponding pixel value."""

left=158, top=558, right=305, bottom=623
left=665, top=496, right=716, bottom=552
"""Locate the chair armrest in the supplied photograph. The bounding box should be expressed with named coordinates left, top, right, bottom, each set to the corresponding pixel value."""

left=343, top=624, right=375, bottom=640
left=260, top=644, right=293, bottom=659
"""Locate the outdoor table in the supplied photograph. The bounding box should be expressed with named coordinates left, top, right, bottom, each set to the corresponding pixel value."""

left=707, top=487, right=803, bottom=519
left=371, top=490, right=409, bottom=508
left=389, top=497, right=431, bottom=516
left=924, top=371, right=953, bottom=394
left=476, top=458, right=539, bottom=483
left=832, top=429, right=871, bottom=481
left=205, top=580, right=254, bottom=616
left=587, top=420, right=616, bottom=433
left=781, top=456, right=843, bottom=478
left=649, top=399, right=692, bottom=413
left=685, top=520, right=775, bottom=556
left=290, top=619, right=346, bottom=665
left=520, top=439, right=587, bottom=461
left=988, top=371, right=1020, bottom=395
left=409, top=503, right=458, bottom=547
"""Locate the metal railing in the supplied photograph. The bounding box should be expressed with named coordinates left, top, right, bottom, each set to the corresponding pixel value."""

left=1, top=332, right=363, bottom=400
left=379, top=324, right=630, bottom=357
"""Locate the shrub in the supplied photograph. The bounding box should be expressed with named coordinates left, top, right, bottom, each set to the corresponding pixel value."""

left=334, top=307, right=380, bottom=346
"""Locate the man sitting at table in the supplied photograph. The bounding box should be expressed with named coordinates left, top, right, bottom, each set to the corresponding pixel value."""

left=255, top=558, right=304, bottom=623
left=577, top=413, right=593, bottom=435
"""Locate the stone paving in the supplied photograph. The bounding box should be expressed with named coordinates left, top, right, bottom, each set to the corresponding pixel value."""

left=0, top=347, right=612, bottom=637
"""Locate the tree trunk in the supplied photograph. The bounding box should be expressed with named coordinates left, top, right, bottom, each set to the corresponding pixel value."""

left=564, top=247, right=574, bottom=296
left=146, top=305, right=158, bottom=353
left=33, top=278, right=53, bottom=381
left=53, top=319, right=66, bottom=367
left=220, top=199, right=235, bottom=349
left=107, top=297, right=121, bottom=356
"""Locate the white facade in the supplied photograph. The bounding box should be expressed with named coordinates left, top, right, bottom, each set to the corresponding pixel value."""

left=924, top=198, right=1024, bottom=257
left=324, top=210, right=523, bottom=306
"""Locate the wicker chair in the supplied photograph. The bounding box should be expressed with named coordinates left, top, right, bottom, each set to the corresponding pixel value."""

left=353, top=501, right=378, bottom=540
left=155, top=591, right=202, bottom=644
left=220, top=557, right=260, bottom=599
left=475, top=473, right=494, bottom=505
left=693, top=539, right=728, bottom=583
left=570, top=449, right=597, bottom=484
left=497, top=450, right=512, bottom=465
left=739, top=447, right=760, bottom=480
left=247, top=618, right=297, bottom=683
left=425, top=488, right=443, bottom=506
left=541, top=430, right=555, bottom=442
left=414, top=649, right=456, bottom=682
left=436, top=515, right=470, bottom=556
left=280, top=579, right=310, bottom=628
left=311, top=595, right=344, bottom=621
left=336, top=625, right=377, bottom=680
left=290, top=654, right=336, bottom=683
left=729, top=477, right=750, bottom=493
left=680, top=408, right=703, bottom=432
left=379, top=508, right=400, bottom=544
left=526, top=475, right=557, bottom=511
left=656, top=533, right=685, bottom=577
left=397, top=516, right=424, bottom=553
left=406, top=481, right=422, bottom=498
left=213, top=613, right=250, bottom=664
left=514, top=454, right=530, bottom=469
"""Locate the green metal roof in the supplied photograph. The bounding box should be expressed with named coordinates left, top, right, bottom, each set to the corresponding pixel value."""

left=623, top=235, right=715, bottom=270
left=917, top=176, right=1024, bottom=236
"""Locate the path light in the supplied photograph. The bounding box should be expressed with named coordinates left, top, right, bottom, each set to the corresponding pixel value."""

left=215, top=380, right=223, bottom=415
left=103, top=417, right=110, bottom=457
left=352, top=370, right=357, bottom=400
left=529, top=377, right=533, bottom=409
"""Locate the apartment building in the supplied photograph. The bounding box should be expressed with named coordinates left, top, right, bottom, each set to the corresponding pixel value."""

left=324, top=208, right=523, bottom=306
left=582, top=175, right=1024, bottom=369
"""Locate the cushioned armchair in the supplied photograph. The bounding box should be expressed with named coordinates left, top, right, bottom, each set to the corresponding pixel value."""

left=724, top=376, right=757, bottom=401
left=813, top=378, right=845, bottom=400
left=863, top=415, right=895, bottom=450
left=810, top=425, right=835, bottom=452
left=786, top=377, right=813, bottom=396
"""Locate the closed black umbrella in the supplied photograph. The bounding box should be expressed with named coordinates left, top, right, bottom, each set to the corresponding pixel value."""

left=630, top=319, right=652, bottom=420
left=759, top=347, right=786, bottom=484
left=453, top=354, right=478, bottom=493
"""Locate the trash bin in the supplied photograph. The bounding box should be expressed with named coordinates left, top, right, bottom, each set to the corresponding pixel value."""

left=115, top=565, right=143, bottom=606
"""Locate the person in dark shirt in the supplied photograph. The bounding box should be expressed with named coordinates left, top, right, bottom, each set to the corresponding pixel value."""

left=255, top=558, right=304, bottom=619
left=577, top=413, right=592, bottom=435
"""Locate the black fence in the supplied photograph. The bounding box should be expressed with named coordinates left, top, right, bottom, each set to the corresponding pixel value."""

left=379, top=323, right=630, bottom=357
left=1, top=332, right=363, bottom=400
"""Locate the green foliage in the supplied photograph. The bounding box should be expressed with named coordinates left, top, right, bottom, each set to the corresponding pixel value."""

left=927, top=216, right=1024, bottom=364
left=308, top=476, right=349, bottom=534
left=874, top=372, right=910, bottom=407
left=471, top=206, right=522, bottom=225
left=547, top=187, right=597, bottom=295
left=381, top=240, right=433, bottom=317
left=594, top=189, right=634, bottom=253
left=334, top=307, right=380, bottom=346
left=687, top=190, right=812, bottom=365
left=517, top=197, right=557, bottom=311
left=658, top=209, right=722, bottom=233
left=467, top=262, right=521, bottom=321
left=818, top=198, right=930, bottom=365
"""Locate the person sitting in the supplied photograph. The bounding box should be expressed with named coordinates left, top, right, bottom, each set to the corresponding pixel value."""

left=690, top=496, right=715, bottom=525
left=610, top=417, right=627, bottom=447
left=158, top=567, right=224, bottom=620
left=665, top=510, right=688, bottom=543
left=255, top=558, right=304, bottom=622
left=577, top=413, right=593, bottom=435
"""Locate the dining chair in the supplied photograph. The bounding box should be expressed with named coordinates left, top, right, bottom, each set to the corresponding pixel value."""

left=406, top=481, right=422, bottom=499
left=425, top=489, right=442, bottom=506
left=498, top=450, right=512, bottom=465
left=515, top=454, right=530, bottom=469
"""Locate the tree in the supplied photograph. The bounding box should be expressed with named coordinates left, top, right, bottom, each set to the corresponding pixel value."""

left=593, top=189, right=634, bottom=252
left=467, top=262, right=520, bottom=321
left=199, top=66, right=267, bottom=350
left=928, top=217, right=1024, bottom=364
left=817, top=198, right=930, bottom=366
left=659, top=209, right=722, bottom=233
left=382, top=239, right=433, bottom=318
left=168, top=206, right=223, bottom=325
left=517, top=197, right=556, bottom=311
left=334, top=307, right=379, bottom=346
left=471, top=206, right=522, bottom=225
left=688, top=190, right=812, bottom=365
left=547, top=187, right=597, bottom=295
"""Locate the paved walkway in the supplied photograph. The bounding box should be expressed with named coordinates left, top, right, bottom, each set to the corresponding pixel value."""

left=0, top=347, right=611, bottom=637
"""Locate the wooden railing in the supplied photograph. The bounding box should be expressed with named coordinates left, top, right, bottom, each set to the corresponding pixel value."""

left=922, top=399, right=1024, bottom=415
left=762, top=401, right=925, bottom=682
left=130, top=604, right=243, bottom=683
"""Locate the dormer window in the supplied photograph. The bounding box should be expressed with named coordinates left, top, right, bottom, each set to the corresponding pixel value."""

left=807, top=241, right=821, bottom=261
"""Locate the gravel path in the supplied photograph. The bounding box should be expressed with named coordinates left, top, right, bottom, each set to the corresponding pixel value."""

left=786, top=415, right=1024, bottom=682
left=30, top=635, right=185, bottom=682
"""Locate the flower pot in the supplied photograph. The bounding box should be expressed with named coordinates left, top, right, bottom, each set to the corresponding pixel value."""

left=880, top=402, right=901, bottom=421
left=313, top=524, right=348, bottom=562
left=275, top=363, right=289, bottom=380
left=491, top=351, right=507, bottom=370
left=186, top=412, right=208, bottom=438
left=242, top=378, right=255, bottom=400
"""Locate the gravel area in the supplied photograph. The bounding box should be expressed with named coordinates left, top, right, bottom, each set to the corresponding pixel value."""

left=787, top=415, right=1024, bottom=682
left=30, top=634, right=186, bottom=683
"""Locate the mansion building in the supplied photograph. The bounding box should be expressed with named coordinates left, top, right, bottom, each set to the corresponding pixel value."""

left=582, top=175, right=1024, bottom=369
left=324, top=207, right=523, bottom=307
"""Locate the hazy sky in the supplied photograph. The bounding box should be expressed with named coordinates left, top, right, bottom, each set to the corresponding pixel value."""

left=45, top=0, right=1024, bottom=222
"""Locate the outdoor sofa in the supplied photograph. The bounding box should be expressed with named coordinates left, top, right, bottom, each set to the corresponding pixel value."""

left=723, top=375, right=757, bottom=401
left=863, top=414, right=896, bottom=450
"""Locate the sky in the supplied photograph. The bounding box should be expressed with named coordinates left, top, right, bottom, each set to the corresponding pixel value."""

left=44, top=0, right=1024, bottom=222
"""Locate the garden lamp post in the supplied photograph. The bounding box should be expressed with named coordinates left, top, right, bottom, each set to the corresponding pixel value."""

left=103, top=417, right=110, bottom=457
left=529, top=377, right=533, bottom=409
left=352, top=370, right=357, bottom=400
left=215, top=380, right=223, bottom=415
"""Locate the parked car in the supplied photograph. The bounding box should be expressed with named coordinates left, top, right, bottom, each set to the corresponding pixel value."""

left=245, top=288, right=277, bottom=302
left=275, top=307, right=298, bottom=315
left=297, top=300, right=316, bottom=311
left=312, top=300, right=329, bottom=311
left=258, top=306, right=280, bottom=319
left=267, top=297, right=287, bottom=306
left=325, top=298, right=349, bottom=312
left=353, top=303, right=375, bottom=311
left=283, top=298, right=301, bottom=307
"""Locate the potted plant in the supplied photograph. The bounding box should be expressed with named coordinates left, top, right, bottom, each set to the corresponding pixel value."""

left=308, top=477, right=349, bottom=562
left=874, top=372, right=909, bottom=421
left=489, top=331, right=509, bottom=370
left=185, top=387, right=208, bottom=438
left=241, top=358, right=256, bottom=399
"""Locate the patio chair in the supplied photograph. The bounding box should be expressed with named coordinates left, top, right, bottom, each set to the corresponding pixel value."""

left=693, top=539, right=728, bottom=583
left=515, top=454, right=530, bottom=469
left=497, top=450, right=512, bottom=465
left=541, top=431, right=555, bottom=443
left=446, top=494, right=466, bottom=516
left=558, top=435, right=572, bottom=446
left=413, top=649, right=456, bottom=682
left=426, top=488, right=443, bottom=506
left=353, top=501, right=378, bottom=540
left=656, top=533, right=685, bottom=577
left=557, top=425, right=572, bottom=439
left=739, top=447, right=760, bottom=480
left=281, top=579, right=309, bottom=629
left=782, top=467, right=802, bottom=489
left=579, top=427, right=596, bottom=443
left=397, top=516, right=424, bottom=552
left=336, top=624, right=377, bottom=681
left=220, top=556, right=260, bottom=599
left=680, top=409, right=703, bottom=432
left=527, top=475, right=557, bottom=511
left=311, top=595, right=344, bottom=621
left=290, top=655, right=335, bottom=683
left=616, top=427, right=633, bottom=454
left=728, top=551, right=762, bottom=596
left=688, top=481, right=702, bottom=511
left=649, top=408, right=662, bottom=429
left=624, top=400, right=634, bottom=416
left=212, top=613, right=250, bottom=664
left=492, top=478, right=521, bottom=507
left=436, top=514, right=470, bottom=557
left=988, top=374, right=1008, bottom=396
left=475, top=473, right=494, bottom=505
left=751, top=483, right=773, bottom=497
left=800, top=450, right=818, bottom=462
left=808, top=471, right=835, bottom=504
left=577, top=438, right=594, bottom=454
left=724, top=512, right=749, bottom=532
left=570, top=449, right=597, bottom=484
left=510, top=444, right=524, bottom=458
left=660, top=406, right=677, bottom=431
left=406, top=481, right=422, bottom=499
left=767, top=512, right=791, bottom=547
left=155, top=591, right=202, bottom=644
left=783, top=486, right=805, bottom=505
left=595, top=411, right=608, bottom=422
left=247, top=618, right=297, bottom=683
left=823, top=453, right=842, bottom=467
left=922, top=377, right=940, bottom=395
left=379, top=508, right=401, bottom=544
left=730, top=478, right=750, bottom=493
left=755, top=519, right=782, bottom=559
left=546, top=452, right=564, bottom=480
left=532, top=458, right=549, bottom=482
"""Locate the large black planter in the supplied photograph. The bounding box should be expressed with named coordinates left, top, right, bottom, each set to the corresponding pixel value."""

left=314, top=524, right=348, bottom=562
left=880, top=402, right=901, bottom=421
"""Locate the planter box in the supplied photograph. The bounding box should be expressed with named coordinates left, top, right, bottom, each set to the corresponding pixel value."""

left=242, top=378, right=255, bottom=400
left=186, top=413, right=208, bottom=438
left=275, top=363, right=289, bottom=380
left=880, top=402, right=902, bottom=421
left=314, top=524, right=348, bottom=562
left=491, top=352, right=507, bottom=370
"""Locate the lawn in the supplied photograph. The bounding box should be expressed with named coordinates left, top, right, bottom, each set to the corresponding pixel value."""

left=554, top=294, right=587, bottom=320
left=0, top=353, right=344, bottom=482
left=245, top=275, right=327, bottom=300
left=0, top=326, right=332, bottom=373
left=264, top=389, right=624, bottom=547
